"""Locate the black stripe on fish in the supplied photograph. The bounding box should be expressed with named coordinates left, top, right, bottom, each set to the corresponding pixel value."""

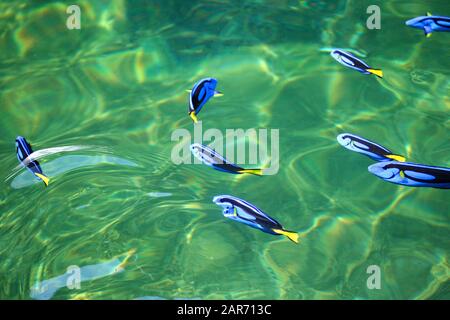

left=27, top=160, right=44, bottom=175
left=414, top=16, right=450, bottom=27
left=341, top=134, right=391, bottom=156
left=384, top=162, right=450, bottom=184
left=213, top=162, right=244, bottom=173
left=219, top=197, right=282, bottom=229
left=196, top=146, right=227, bottom=165
left=16, top=137, right=44, bottom=176
left=16, top=138, right=32, bottom=162
left=338, top=51, right=370, bottom=70
left=190, top=79, right=213, bottom=112
left=434, top=17, right=450, bottom=28
left=192, top=144, right=245, bottom=173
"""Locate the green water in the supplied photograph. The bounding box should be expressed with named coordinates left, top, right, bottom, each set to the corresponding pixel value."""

left=0, top=0, right=449, bottom=300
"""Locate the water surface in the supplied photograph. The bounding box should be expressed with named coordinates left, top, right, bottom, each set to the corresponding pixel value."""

left=0, top=0, right=449, bottom=299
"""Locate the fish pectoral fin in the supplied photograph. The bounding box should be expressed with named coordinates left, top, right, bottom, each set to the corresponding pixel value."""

left=385, top=154, right=406, bottom=162
left=189, top=112, right=199, bottom=123
left=424, top=26, right=432, bottom=37
left=34, top=173, right=49, bottom=187
left=366, top=68, right=383, bottom=78
left=272, top=229, right=299, bottom=244
left=399, top=170, right=405, bottom=179
left=237, top=169, right=263, bottom=176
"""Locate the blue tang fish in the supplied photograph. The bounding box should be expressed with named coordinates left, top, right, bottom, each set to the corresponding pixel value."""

left=16, top=136, right=49, bottom=186
left=337, top=133, right=406, bottom=162
left=330, top=49, right=383, bottom=78
left=190, top=143, right=263, bottom=175
left=188, top=78, right=222, bottom=123
left=406, top=13, right=450, bottom=37
left=368, top=161, right=450, bottom=189
left=213, top=195, right=299, bottom=243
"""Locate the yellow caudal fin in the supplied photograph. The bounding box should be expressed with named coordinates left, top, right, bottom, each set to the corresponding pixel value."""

left=214, top=91, right=223, bottom=97
left=186, top=89, right=192, bottom=93
left=367, top=69, right=383, bottom=78
left=34, top=173, right=49, bottom=187
left=427, top=12, right=432, bottom=16
left=426, top=32, right=432, bottom=38
left=189, top=112, right=198, bottom=123
left=237, top=169, right=263, bottom=176
left=272, top=229, right=299, bottom=244
left=385, top=154, right=406, bottom=162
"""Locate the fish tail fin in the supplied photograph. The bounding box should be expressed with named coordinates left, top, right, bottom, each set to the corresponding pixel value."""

left=34, top=173, right=49, bottom=187
left=189, top=112, right=198, bottom=123
left=214, top=90, right=223, bottom=97
left=385, top=154, right=406, bottom=162
left=367, top=68, right=383, bottom=78
left=186, top=89, right=192, bottom=93
left=426, top=32, right=432, bottom=38
left=237, top=169, right=263, bottom=176
left=272, top=229, right=300, bottom=244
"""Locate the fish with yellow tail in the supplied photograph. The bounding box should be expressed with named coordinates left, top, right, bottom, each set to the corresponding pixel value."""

left=191, top=143, right=263, bottom=176
left=330, top=49, right=383, bottom=78
left=213, top=195, right=299, bottom=243
left=16, top=136, right=50, bottom=187
left=337, top=133, right=406, bottom=162
left=188, top=78, right=222, bottom=123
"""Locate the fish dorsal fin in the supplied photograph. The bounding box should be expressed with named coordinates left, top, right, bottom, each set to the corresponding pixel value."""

left=427, top=12, right=432, bottom=16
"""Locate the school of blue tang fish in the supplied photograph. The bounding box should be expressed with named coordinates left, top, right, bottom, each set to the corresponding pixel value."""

left=15, top=12, right=449, bottom=247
